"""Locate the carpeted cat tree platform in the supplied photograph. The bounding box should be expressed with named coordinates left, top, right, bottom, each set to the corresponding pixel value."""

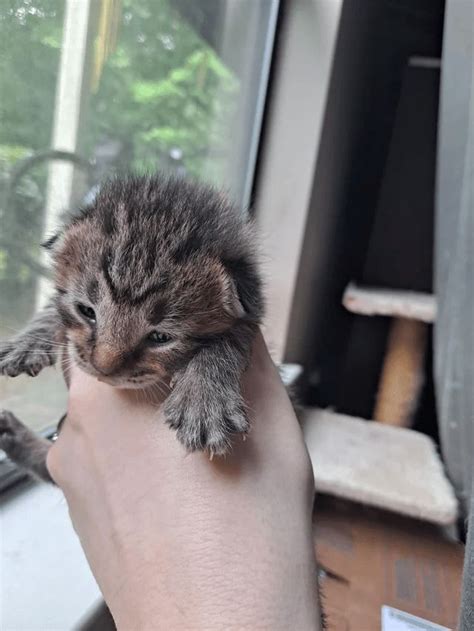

left=298, top=283, right=457, bottom=527
left=303, top=408, right=457, bottom=525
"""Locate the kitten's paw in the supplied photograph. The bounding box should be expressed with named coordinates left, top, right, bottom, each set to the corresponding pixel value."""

left=165, top=382, right=249, bottom=456
left=0, top=340, right=55, bottom=377
left=0, top=409, right=27, bottom=454
left=0, top=409, right=53, bottom=483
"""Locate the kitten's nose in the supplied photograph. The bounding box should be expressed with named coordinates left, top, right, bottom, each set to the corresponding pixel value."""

left=92, top=345, right=123, bottom=376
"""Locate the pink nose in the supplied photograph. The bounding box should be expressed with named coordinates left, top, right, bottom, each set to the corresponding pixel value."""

left=92, top=345, right=123, bottom=376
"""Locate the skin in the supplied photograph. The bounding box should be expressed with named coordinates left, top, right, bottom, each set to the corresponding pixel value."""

left=46, top=333, right=321, bottom=630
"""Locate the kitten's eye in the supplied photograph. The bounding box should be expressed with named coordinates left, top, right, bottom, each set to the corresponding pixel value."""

left=147, top=331, right=172, bottom=345
left=76, top=303, right=96, bottom=322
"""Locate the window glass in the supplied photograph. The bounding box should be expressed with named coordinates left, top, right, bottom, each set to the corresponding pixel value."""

left=0, top=0, right=278, bottom=431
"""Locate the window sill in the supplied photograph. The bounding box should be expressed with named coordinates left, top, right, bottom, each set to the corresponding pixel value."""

left=0, top=480, right=101, bottom=629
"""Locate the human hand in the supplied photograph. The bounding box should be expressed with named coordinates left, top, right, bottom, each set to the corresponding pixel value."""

left=47, top=332, right=320, bottom=630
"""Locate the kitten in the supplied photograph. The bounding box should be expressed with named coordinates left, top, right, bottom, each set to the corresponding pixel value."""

left=0, top=174, right=263, bottom=481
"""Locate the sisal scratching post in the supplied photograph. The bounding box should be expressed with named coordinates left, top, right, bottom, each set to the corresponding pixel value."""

left=373, top=318, right=427, bottom=426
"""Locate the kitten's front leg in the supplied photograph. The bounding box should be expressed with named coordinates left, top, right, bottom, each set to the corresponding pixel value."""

left=0, top=302, right=60, bottom=377
left=0, top=409, right=53, bottom=483
left=165, top=324, right=256, bottom=456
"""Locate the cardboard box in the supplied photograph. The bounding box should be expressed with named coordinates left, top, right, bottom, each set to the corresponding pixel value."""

left=314, top=496, right=464, bottom=630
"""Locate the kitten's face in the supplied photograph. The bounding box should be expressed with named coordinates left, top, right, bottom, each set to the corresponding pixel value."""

left=51, top=218, right=243, bottom=389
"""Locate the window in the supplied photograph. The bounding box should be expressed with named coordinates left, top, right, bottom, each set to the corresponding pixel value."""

left=0, top=0, right=278, bottom=434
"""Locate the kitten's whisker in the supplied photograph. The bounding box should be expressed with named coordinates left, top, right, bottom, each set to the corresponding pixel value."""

left=0, top=341, right=69, bottom=352
left=241, top=400, right=256, bottom=416
left=139, top=386, right=150, bottom=405
left=0, top=333, right=70, bottom=350
left=57, top=357, right=77, bottom=368
left=154, top=378, right=171, bottom=398
left=148, top=381, right=168, bottom=402
left=139, top=385, right=161, bottom=409
left=0, top=325, right=69, bottom=345
left=147, top=383, right=163, bottom=402
left=0, top=349, right=59, bottom=357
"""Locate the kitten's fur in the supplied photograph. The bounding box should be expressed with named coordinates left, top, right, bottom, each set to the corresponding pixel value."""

left=0, top=174, right=263, bottom=480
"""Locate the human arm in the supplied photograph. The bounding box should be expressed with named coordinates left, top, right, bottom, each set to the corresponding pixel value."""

left=47, top=333, right=321, bottom=630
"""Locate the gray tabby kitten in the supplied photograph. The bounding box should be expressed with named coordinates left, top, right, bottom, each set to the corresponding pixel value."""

left=0, top=174, right=263, bottom=481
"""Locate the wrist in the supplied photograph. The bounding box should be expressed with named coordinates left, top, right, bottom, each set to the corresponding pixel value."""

left=105, top=497, right=320, bottom=631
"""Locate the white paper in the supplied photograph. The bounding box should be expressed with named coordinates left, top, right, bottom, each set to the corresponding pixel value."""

left=381, top=606, right=451, bottom=631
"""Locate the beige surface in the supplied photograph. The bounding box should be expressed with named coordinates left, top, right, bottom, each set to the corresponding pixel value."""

left=254, top=0, right=343, bottom=362
left=304, top=408, right=458, bottom=525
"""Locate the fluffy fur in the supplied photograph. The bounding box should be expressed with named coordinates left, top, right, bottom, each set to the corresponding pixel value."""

left=0, top=174, right=263, bottom=480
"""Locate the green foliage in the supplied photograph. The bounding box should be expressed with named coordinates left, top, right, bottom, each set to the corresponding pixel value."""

left=0, top=0, right=65, bottom=152
left=83, top=0, right=239, bottom=179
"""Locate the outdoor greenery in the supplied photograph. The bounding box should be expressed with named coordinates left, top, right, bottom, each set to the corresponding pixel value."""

left=0, top=0, right=239, bottom=324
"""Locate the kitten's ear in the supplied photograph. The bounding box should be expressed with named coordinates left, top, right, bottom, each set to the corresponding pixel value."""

left=219, top=269, right=245, bottom=319
left=221, top=257, right=263, bottom=320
